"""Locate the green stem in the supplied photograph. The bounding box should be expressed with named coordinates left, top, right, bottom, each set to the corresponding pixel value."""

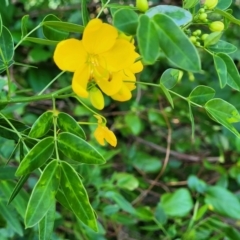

left=52, top=97, right=60, bottom=160
left=38, top=71, right=65, bottom=95
left=1, top=86, right=72, bottom=104
left=187, top=201, right=199, bottom=231
left=14, top=23, right=42, bottom=50
left=153, top=218, right=171, bottom=239
left=97, top=0, right=111, bottom=18
left=77, top=122, right=97, bottom=125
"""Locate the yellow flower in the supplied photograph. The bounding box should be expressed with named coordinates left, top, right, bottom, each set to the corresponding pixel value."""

left=89, top=87, right=104, bottom=110
left=53, top=19, right=140, bottom=101
left=93, top=115, right=117, bottom=147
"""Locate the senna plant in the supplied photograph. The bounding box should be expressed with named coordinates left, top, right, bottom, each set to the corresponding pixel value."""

left=1, top=0, right=240, bottom=238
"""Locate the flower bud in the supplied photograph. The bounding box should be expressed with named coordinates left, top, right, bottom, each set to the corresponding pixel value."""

left=209, top=21, right=224, bottom=32
left=89, top=87, right=104, bottom=110
left=136, top=0, right=149, bottom=12
left=201, top=33, right=209, bottom=41
left=199, top=13, right=208, bottom=21
left=204, top=0, right=218, bottom=9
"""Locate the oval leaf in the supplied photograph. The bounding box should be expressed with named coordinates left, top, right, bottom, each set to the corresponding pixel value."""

left=160, top=68, right=181, bottom=89
left=25, top=160, right=60, bottom=228
left=29, top=111, right=53, bottom=138
left=57, top=132, right=105, bottom=164
left=216, top=0, right=232, bottom=10
left=205, top=98, right=240, bottom=137
left=207, top=40, right=237, bottom=54
left=213, top=54, right=227, bottom=88
left=113, top=9, right=138, bottom=35
left=153, top=14, right=201, bottom=72
left=60, top=161, right=98, bottom=231
left=42, top=14, right=69, bottom=41
left=137, top=14, right=159, bottom=64
left=146, top=5, right=192, bottom=26
left=15, top=137, right=54, bottom=176
left=57, top=112, right=86, bottom=139
left=43, top=21, right=84, bottom=33
left=188, top=85, right=215, bottom=105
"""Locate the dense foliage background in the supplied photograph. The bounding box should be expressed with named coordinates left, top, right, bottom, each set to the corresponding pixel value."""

left=1, top=0, right=240, bottom=239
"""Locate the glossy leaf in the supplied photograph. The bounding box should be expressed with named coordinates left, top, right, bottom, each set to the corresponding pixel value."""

left=0, top=14, right=2, bottom=35
left=113, top=9, right=138, bottom=35
left=137, top=14, right=159, bottom=64
left=216, top=0, right=232, bottom=10
left=207, top=40, right=237, bottom=54
left=183, top=0, right=198, bottom=9
left=60, top=161, right=98, bottom=231
left=0, top=165, right=16, bottom=180
left=214, top=9, right=240, bottom=26
left=153, top=14, right=201, bottom=72
left=114, top=173, right=139, bottom=191
left=0, top=26, right=14, bottom=65
left=29, top=111, right=53, bottom=138
left=42, top=14, right=69, bottom=41
left=0, top=199, right=23, bottom=236
left=81, top=0, right=89, bottom=26
left=161, top=188, right=193, bottom=217
left=213, top=54, right=227, bottom=88
left=160, top=84, right=174, bottom=108
left=25, top=160, right=60, bottom=228
left=57, top=132, right=105, bottom=164
left=39, top=202, right=55, bottom=240
left=204, top=32, right=222, bottom=47
left=15, top=137, right=54, bottom=176
left=21, top=14, right=29, bottom=37
left=160, top=68, right=181, bottom=89
left=146, top=5, right=192, bottom=26
left=205, top=186, right=240, bottom=219
left=57, top=112, right=86, bottom=139
left=217, top=53, right=240, bottom=91
left=188, top=85, right=215, bottom=105
left=56, top=190, right=72, bottom=211
left=205, top=98, right=240, bottom=137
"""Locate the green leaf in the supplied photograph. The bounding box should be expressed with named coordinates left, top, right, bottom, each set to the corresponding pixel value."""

left=183, top=0, right=199, bottom=9
left=216, top=0, right=232, bottom=10
left=160, top=84, right=174, bottom=108
left=0, top=26, right=14, bottom=65
left=114, top=173, right=139, bottom=191
left=24, top=37, right=58, bottom=45
left=107, top=3, right=138, bottom=10
left=161, top=188, right=193, bottom=217
left=56, top=190, right=72, bottom=211
left=207, top=40, right=237, bottom=54
left=124, top=113, right=142, bottom=135
left=188, top=102, right=195, bottom=139
left=0, top=181, right=28, bottom=218
left=15, top=137, right=54, bottom=176
left=137, top=14, right=159, bottom=64
left=57, top=112, right=86, bottom=139
left=160, top=68, right=181, bottom=89
left=0, top=14, right=2, bottom=35
left=146, top=5, right=192, bottom=26
left=113, top=9, right=138, bottom=35
left=153, top=14, right=201, bottom=72
left=81, top=0, right=89, bottom=26
left=42, top=21, right=84, bottom=33
left=213, top=54, right=227, bottom=88
left=214, top=8, right=240, bottom=26
left=217, top=53, right=240, bottom=91
left=57, top=132, right=105, bottom=164
left=42, top=14, right=69, bottom=41
left=0, top=166, right=16, bottom=180
left=203, top=32, right=222, bottom=47
left=187, top=175, right=207, bottom=194
left=205, top=98, right=240, bottom=138
left=25, top=160, right=60, bottom=228
left=60, top=161, right=98, bottom=231
left=21, top=15, right=29, bottom=37
left=39, top=202, right=55, bottom=240
left=29, top=111, right=53, bottom=138
left=0, top=199, right=23, bottom=236
left=205, top=186, right=240, bottom=219
left=188, top=85, right=215, bottom=105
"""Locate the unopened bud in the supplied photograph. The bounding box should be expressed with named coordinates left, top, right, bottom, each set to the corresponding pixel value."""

left=89, top=87, right=104, bottom=110
left=204, top=0, right=218, bottom=10
left=209, top=21, right=224, bottom=32
left=136, top=0, right=149, bottom=12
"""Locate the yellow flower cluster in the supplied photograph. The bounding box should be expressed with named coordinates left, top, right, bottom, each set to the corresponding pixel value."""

left=54, top=19, right=143, bottom=110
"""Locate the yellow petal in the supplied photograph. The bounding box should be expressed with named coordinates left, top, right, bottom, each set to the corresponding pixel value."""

left=100, top=39, right=136, bottom=72
left=111, top=84, right=132, bottom=102
left=122, top=69, right=136, bottom=90
left=97, top=72, right=123, bottom=96
left=82, top=19, right=118, bottom=54
left=89, top=87, right=104, bottom=110
left=53, top=39, right=87, bottom=72
left=129, top=54, right=143, bottom=73
left=103, top=127, right=117, bottom=147
left=72, top=65, right=90, bottom=97
left=94, top=126, right=105, bottom=146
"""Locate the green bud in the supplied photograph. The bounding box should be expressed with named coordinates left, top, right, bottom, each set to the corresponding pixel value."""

left=201, top=33, right=209, bottom=40
left=209, top=21, right=224, bottom=32
left=193, top=30, right=202, bottom=36
left=199, top=13, right=208, bottom=21
left=199, top=8, right=205, bottom=13
left=204, top=0, right=218, bottom=10
left=136, top=0, right=149, bottom=12
left=190, top=36, right=197, bottom=43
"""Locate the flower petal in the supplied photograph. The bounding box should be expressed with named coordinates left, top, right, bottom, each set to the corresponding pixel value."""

left=100, top=39, right=136, bottom=72
left=104, top=127, right=117, bottom=147
left=83, top=19, right=118, bottom=54
left=89, top=87, right=104, bottom=110
left=97, top=72, right=123, bottom=96
left=54, top=39, right=87, bottom=72
left=94, top=126, right=105, bottom=146
left=72, top=65, right=90, bottom=98
left=111, top=84, right=132, bottom=102
left=129, top=54, right=143, bottom=73
left=122, top=69, right=136, bottom=90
